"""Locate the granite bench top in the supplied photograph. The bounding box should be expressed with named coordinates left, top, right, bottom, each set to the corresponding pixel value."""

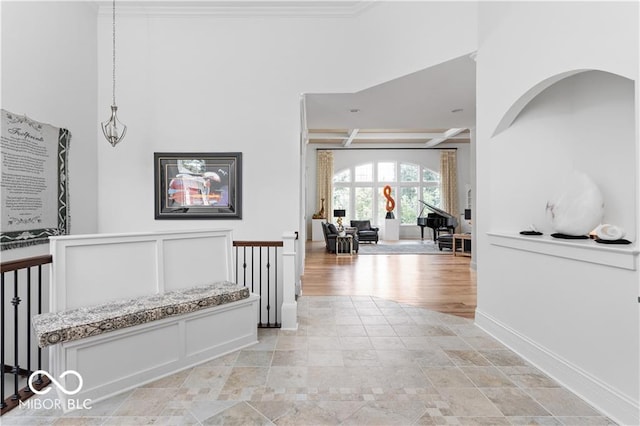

left=32, top=281, right=250, bottom=348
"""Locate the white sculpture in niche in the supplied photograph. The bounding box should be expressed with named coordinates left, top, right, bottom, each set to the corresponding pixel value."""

left=545, top=171, right=604, bottom=236
left=595, top=224, right=626, bottom=241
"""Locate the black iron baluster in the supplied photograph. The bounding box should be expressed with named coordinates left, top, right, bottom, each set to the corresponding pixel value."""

left=12, top=270, right=20, bottom=400
left=275, top=246, right=278, bottom=327
left=25, top=267, right=31, bottom=394
left=250, top=247, right=254, bottom=293
left=266, top=248, right=271, bottom=327
left=258, top=247, right=263, bottom=327
left=35, top=265, right=42, bottom=387
left=242, top=247, right=247, bottom=288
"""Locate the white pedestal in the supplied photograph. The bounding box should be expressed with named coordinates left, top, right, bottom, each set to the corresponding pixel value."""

left=384, top=218, right=400, bottom=241
left=312, top=219, right=324, bottom=241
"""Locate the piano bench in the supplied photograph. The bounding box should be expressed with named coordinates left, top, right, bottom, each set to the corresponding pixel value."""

left=438, top=234, right=454, bottom=251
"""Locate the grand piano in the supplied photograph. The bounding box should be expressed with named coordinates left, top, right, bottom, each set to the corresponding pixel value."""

left=417, top=200, right=458, bottom=241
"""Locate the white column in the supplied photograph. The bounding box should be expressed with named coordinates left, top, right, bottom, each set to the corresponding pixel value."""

left=311, top=219, right=324, bottom=241
left=281, top=231, right=298, bottom=330
left=384, top=218, right=400, bottom=241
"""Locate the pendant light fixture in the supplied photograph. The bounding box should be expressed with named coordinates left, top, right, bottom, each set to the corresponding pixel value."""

left=101, top=0, right=127, bottom=147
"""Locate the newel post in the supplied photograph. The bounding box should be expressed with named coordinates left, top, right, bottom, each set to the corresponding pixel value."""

left=281, top=231, right=298, bottom=330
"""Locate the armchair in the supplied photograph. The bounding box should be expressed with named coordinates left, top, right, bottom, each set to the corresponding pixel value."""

left=321, top=222, right=359, bottom=253
left=350, top=220, right=379, bottom=244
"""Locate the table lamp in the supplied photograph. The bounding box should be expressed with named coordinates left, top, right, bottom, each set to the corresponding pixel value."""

left=333, top=209, right=346, bottom=231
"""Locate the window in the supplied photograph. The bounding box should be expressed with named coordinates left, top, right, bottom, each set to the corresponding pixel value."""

left=333, top=187, right=350, bottom=222
left=422, top=167, right=440, bottom=207
left=422, top=186, right=440, bottom=207
left=332, top=161, right=440, bottom=227
left=400, top=187, right=419, bottom=224
left=400, top=164, right=419, bottom=182
left=355, top=187, right=373, bottom=220
left=354, top=164, right=373, bottom=182
left=333, top=169, right=351, bottom=183
left=377, top=162, right=395, bottom=182
left=423, top=168, right=439, bottom=182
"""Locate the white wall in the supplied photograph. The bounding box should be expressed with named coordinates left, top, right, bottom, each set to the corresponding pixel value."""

left=353, top=1, right=478, bottom=91
left=476, top=2, right=639, bottom=424
left=97, top=12, right=350, bottom=239
left=1, top=0, right=99, bottom=381
left=1, top=1, right=99, bottom=261
left=96, top=2, right=478, bottom=241
left=305, top=144, right=472, bottom=239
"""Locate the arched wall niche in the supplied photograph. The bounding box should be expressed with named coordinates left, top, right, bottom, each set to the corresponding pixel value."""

left=492, top=69, right=591, bottom=138
left=489, top=70, right=636, bottom=240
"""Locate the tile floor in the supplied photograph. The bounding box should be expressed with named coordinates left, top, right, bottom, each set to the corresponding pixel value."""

left=4, top=296, right=616, bottom=425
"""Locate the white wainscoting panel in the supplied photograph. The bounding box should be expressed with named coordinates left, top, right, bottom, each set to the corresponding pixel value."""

left=63, top=241, right=158, bottom=310
left=162, top=234, right=233, bottom=291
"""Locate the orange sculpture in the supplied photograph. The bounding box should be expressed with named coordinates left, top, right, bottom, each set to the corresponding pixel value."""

left=383, top=185, right=395, bottom=218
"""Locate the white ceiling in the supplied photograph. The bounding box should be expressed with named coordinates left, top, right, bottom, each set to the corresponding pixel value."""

left=304, top=53, right=477, bottom=146
left=99, top=1, right=373, bottom=16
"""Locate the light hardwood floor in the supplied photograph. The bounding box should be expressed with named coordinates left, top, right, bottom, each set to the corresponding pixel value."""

left=301, top=240, right=477, bottom=318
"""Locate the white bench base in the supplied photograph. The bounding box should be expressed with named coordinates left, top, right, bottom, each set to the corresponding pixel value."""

left=45, top=229, right=258, bottom=411
left=50, top=294, right=259, bottom=410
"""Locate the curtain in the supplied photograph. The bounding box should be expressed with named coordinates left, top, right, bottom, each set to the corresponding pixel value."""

left=315, top=150, right=333, bottom=221
left=440, top=150, right=459, bottom=232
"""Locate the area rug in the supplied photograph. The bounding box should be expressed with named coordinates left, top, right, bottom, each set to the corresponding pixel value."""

left=357, top=240, right=447, bottom=255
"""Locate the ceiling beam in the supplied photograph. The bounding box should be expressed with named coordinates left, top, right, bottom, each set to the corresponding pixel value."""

left=425, top=128, right=466, bottom=148
left=444, top=128, right=466, bottom=138
left=308, top=132, right=469, bottom=141
left=343, top=129, right=359, bottom=147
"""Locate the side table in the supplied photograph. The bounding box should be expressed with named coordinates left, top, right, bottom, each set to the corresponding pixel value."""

left=452, top=233, right=472, bottom=257
left=335, top=234, right=353, bottom=256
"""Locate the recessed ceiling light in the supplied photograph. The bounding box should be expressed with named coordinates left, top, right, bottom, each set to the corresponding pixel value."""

left=349, top=108, right=360, bottom=113
left=451, top=108, right=463, bottom=113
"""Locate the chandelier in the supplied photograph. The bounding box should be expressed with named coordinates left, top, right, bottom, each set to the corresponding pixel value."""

left=101, top=0, right=127, bottom=147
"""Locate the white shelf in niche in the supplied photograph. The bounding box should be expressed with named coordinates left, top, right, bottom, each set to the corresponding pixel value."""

left=487, top=232, right=639, bottom=270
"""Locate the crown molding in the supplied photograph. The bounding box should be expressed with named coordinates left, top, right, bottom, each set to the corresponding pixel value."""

left=97, top=1, right=376, bottom=17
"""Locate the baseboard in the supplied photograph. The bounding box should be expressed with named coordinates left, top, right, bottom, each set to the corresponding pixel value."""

left=475, top=309, right=639, bottom=426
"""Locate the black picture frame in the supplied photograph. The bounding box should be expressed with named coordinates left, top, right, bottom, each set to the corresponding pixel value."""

left=154, top=152, right=242, bottom=220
